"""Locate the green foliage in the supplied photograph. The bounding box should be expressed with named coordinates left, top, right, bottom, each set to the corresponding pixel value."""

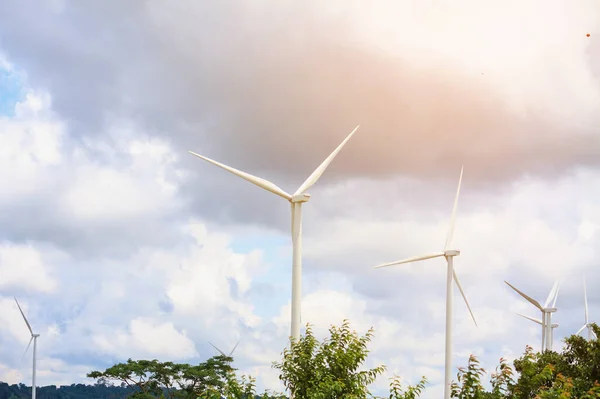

left=449, top=326, right=600, bottom=399
left=272, top=319, right=386, bottom=399
left=383, top=376, right=428, bottom=399
left=87, top=356, right=257, bottom=398
left=451, top=355, right=488, bottom=399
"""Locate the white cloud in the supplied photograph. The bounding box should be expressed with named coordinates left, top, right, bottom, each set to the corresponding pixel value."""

left=0, top=243, right=58, bottom=293
left=93, top=318, right=198, bottom=360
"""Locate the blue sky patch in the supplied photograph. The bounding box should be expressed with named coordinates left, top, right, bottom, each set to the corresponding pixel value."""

left=0, top=65, right=25, bottom=117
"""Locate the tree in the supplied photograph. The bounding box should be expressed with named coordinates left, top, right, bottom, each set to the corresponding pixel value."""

left=87, top=356, right=237, bottom=398
left=273, top=319, right=386, bottom=399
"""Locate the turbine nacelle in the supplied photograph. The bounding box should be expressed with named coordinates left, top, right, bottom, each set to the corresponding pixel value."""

left=291, top=193, right=311, bottom=203
left=444, top=250, right=460, bottom=257
left=545, top=308, right=557, bottom=313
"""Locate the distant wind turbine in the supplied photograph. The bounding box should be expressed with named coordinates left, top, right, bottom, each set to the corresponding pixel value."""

left=517, top=313, right=558, bottom=347
left=505, top=280, right=559, bottom=351
left=209, top=339, right=240, bottom=361
left=190, top=125, right=359, bottom=342
left=373, top=167, right=477, bottom=399
left=576, top=278, right=596, bottom=340
left=15, top=297, right=40, bottom=399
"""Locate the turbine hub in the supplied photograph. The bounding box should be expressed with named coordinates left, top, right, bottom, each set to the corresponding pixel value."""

left=545, top=308, right=557, bottom=313
left=444, top=249, right=460, bottom=257
left=291, top=193, right=311, bottom=203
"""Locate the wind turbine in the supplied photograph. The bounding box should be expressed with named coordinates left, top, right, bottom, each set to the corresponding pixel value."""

left=15, top=297, right=39, bottom=399
left=505, top=280, right=559, bottom=351
left=517, top=313, right=558, bottom=347
left=373, top=167, right=477, bottom=399
left=576, top=278, right=596, bottom=340
left=209, top=339, right=240, bottom=361
left=189, top=125, right=359, bottom=342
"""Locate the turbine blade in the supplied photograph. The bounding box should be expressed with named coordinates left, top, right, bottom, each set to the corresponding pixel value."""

left=229, top=339, right=240, bottom=357
left=444, top=166, right=463, bottom=251
left=14, top=298, right=33, bottom=335
left=21, top=336, right=33, bottom=361
left=189, top=151, right=292, bottom=201
left=293, top=125, right=359, bottom=196
left=373, top=252, right=445, bottom=269
left=504, top=281, right=544, bottom=311
left=453, top=268, right=477, bottom=326
left=584, top=278, right=589, bottom=323
left=544, top=280, right=559, bottom=308
left=576, top=325, right=586, bottom=336
left=209, top=342, right=227, bottom=357
left=551, top=281, right=560, bottom=308
left=517, top=313, right=543, bottom=325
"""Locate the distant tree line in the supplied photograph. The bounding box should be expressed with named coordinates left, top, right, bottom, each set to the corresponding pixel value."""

left=2, top=321, right=599, bottom=398
left=0, top=382, right=134, bottom=399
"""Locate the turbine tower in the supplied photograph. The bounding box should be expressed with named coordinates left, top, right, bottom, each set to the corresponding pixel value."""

left=189, top=125, right=359, bottom=342
left=576, top=278, right=596, bottom=340
left=15, top=298, right=40, bottom=399
left=373, top=167, right=477, bottom=399
left=505, top=280, right=559, bottom=351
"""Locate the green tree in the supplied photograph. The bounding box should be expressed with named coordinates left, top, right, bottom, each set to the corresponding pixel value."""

left=272, top=319, right=386, bottom=399
left=87, top=356, right=237, bottom=398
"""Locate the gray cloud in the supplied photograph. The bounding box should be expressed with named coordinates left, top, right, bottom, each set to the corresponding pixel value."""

left=1, top=0, right=599, bottom=230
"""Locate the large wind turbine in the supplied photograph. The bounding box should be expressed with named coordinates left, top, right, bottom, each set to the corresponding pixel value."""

left=189, top=125, right=359, bottom=342
left=15, top=297, right=40, bottom=399
left=373, top=167, right=477, bottom=399
left=576, top=278, right=596, bottom=340
left=505, top=280, right=559, bottom=351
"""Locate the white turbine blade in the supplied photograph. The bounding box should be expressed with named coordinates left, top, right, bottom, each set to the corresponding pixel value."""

left=209, top=342, right=227, bottom=357
left=544, top=281, right=559, bottom=308
left=21, top=336, right=34, bottom=361
left=584, top=278, right=589, bottom=323
left=551, top=282, right=560, bottom=308
left=444, top=166, right=463, bottom=251
left=14, top=297, right=33, bottom=335
left=517, top=313, right=543, bottom=325
left=373, top=252, right=445, bottom=269
left=229, top=339, right=240, bottom=357
left=576, top=325, right=587, bottom=336
left=453, top=268, right=477, bottom=326
left=189, top=151, right=292, bottom=201
left=504, top=281, right=544, bottom=311
left=293, top=125, right=359, bottom=196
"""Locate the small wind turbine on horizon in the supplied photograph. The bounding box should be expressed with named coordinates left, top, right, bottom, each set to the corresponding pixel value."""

left=373, top=167, right=477, bottom=399
left=189, top=125, right=360, bottom=343
left=505, top=280, right=560, bottom=351
left=15, top=297, right=40, bottom=399
left=209, top=339, right=240, bottom=361
left=576, top=278, right=596, bottom=340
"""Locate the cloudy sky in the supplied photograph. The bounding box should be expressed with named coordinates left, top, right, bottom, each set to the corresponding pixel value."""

left=0, top=0, right=599, bottom=397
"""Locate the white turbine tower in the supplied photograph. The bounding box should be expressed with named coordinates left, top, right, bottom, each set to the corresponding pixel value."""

left=15, top=297, right=39, bottom=399
left=209, top=339, right=240, bottom=361
left=189, top=125, right=359, bottom=342
left=576, top=278, right=596, bottom=340
left=505, top=280, right=559, bottom=351
left=373, top=167, right=477, bottom=399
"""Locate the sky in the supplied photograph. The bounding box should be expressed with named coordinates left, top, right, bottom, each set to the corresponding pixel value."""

left=0, top=0, right=599, bottom=397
